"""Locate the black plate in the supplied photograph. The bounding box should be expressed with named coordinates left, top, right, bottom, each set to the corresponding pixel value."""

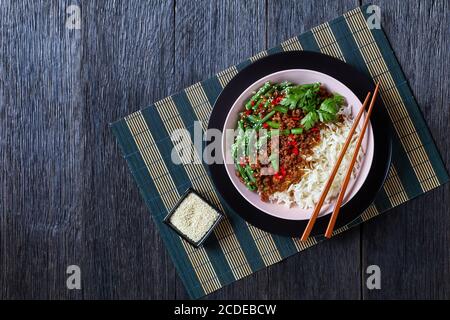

left=207, top=51, right=392, bottom=237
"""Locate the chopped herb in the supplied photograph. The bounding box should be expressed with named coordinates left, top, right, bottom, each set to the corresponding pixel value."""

left=281, top=84, right=344, bottom=130
left=300, top=111, right=319, bottom=130
left=280, top=83, right=320, bottom=111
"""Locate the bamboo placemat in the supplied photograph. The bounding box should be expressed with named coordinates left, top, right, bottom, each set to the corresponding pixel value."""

left=111, top=5, right=449, bottom=299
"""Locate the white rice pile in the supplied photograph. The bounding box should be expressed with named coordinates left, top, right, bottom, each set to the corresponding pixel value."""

left=269, top=108, right=363, bottom=209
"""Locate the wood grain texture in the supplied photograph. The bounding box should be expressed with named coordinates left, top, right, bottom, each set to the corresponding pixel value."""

left=80, top=0, right=178, bottom=299
left=360, top=0, right=450, bottom=299
left=173, top=0, right=268, bottom=299
left=0, top=0, right=448, bottom=300
left=0, top=0, right=84, bottom=299
left=266, top=0, right=362, bottom=299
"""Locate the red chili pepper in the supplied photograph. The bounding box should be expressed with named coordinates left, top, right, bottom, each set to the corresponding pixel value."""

left=289, top=134, right=295, bottom=140
left=262, top=123, right=269, bottom=129
left=291, top=117, right=300, bottom=121
left=292, top=147, right=299, bottom=155
left=271, top=96, right=283, bottom=106
left=280, top=166, right=286, bottom=176
left=251, top=100, right=255, bottom=106
left=245, top=110, right=252, bottom=115
left=289, top=140, right=297, bottom=146
left=311, top=127, right=319, bottom=132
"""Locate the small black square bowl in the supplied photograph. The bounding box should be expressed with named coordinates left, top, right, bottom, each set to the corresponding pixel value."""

left=163, top=188, right=225, bottom=247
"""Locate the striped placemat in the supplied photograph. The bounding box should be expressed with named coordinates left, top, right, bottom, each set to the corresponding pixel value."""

left=111, top=5, right=449, bottom=299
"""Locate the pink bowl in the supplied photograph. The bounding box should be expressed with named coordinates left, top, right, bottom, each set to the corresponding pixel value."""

left=222, top=69, right=374, bottom=221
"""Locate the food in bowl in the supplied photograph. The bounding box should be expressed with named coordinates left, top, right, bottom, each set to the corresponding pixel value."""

left=163, top=189, right=225, bottom=247
left=231, top=81, right=361, bottom=209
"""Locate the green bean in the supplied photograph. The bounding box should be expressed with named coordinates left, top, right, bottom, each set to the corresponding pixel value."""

left=273, top=105, right=288, bottom=114
left=251, top=98, right=263, bottom=110
left=255, top=110, right=276, bottom=129
left=237, top=163, right=257, bottom=191
left=269, top=153, right=279, bottom=172
left=269, top=129, right=279, bottom=136
left=278, top=81, right=293, bottom=90
left=238, top=120, right=244, bottom=130
left=246, top=182, right=256, bottom=191
left=269, top=129, right=290, bottom=136
left=255, top=82, right=272, bottom=98
left=245, top=165, right=257, bottom=183
left=246, top=115, right=259, bottom=124
left=266, top=121, right=280, bottom=129
left=245, top=82, right=272, bottom=109
left=264, top=87, right=276, bottom=98
left=291, top=128, right=304, bottom=134
left=237, top=164, right=249, bottom=182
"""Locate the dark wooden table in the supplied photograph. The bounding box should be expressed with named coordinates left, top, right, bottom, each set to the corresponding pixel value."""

left=1, top=0, right=449, bottom=300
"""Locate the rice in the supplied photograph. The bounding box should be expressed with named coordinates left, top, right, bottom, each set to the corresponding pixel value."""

left=269, top=107, right=363, bottom=209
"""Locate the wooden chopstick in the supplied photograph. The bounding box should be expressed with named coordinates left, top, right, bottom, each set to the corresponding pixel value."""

left=300, top=90, right=373, bottom=242
left=324, top=83, right=380, bottom=238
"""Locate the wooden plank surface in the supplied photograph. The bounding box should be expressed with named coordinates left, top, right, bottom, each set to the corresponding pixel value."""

left=0, top=0, right=448, bottom=299
left=360, top=0, right=450, bottom=299
left=80, top=0, right=177, bottom=299
left=0, top=0, right=84, bottom=299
